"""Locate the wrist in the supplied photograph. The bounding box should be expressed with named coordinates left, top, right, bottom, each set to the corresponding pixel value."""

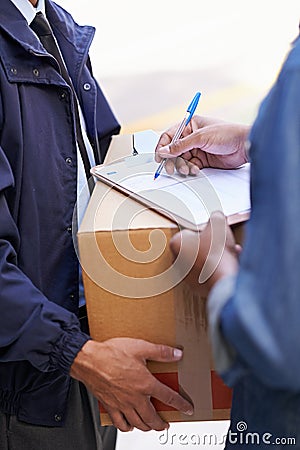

left=239, top=125, right=251, bottom=163
left=70, top=339, right=101, bottom=380
left=206, top=270, right=235, bottom=294
left=204, top=252, right=239, bottom=295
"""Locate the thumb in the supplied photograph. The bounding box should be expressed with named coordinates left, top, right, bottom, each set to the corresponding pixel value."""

left=139, top=341, right=183, bottom=363
left=158, top=134, right=196, bottom=158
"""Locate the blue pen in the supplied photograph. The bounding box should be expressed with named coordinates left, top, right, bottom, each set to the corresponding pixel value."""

left=154, top=92, right=201, bottom=180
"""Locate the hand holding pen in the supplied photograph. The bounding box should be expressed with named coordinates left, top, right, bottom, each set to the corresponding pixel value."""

left=156, top=115, right=250, bottom=174
left=154, top=92, right=201, bottom=180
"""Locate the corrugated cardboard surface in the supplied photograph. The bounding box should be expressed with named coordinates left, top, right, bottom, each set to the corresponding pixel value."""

left=78, top=178, right=233, bottom=424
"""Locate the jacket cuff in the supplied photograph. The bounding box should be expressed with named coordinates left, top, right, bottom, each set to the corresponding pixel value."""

left=50, top=322, right=91, bottom=375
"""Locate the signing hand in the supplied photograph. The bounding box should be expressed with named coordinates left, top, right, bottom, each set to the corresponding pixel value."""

left=155, top=116, right=250, bottom=176
left=70, top=338, right=193, bottom=432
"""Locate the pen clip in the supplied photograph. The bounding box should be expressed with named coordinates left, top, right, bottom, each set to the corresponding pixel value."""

left=185, top=92, right=201, bottom=126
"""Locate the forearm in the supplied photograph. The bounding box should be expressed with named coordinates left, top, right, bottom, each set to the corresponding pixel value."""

left=0, top=190, right=89, bottom=374
left=0, top=249, right=90, bottom=374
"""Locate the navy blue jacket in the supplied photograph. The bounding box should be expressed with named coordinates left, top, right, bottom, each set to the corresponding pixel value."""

left=0, top=0, right=120, bottom=425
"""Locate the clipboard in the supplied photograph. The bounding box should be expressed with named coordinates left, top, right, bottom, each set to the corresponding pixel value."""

left=91, top=153, right=250, bottom=231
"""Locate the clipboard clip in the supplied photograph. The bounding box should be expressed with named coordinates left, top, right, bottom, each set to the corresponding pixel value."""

left=132, top=134, right=139, bottom=156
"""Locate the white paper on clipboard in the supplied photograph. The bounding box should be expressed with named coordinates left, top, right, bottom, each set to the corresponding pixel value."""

left=91, top=154, right=250, bottom=231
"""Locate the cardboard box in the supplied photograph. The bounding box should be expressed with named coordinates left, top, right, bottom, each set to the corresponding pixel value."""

left=77, top=133, right=244, bottom=424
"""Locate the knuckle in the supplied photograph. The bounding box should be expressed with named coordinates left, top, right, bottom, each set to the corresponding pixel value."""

left=137, top=401, right=165, bottom=431
left=140, top=410, right=156, bottom=426
left=110, top=414, right=130, bottom=432
left=144, top=378, right=156, bottom=395
left=164, top=392, right=176, bottom=405
left=128, top=411, right=151, bottom=432
left=153, top=422, right=168, bottom=432
left=135, top=374, right=154, bottom=396
left=171, top=140, right=183, bottom=155
left=138, top=423, right=151, bottom=432
left=165, top=160, right=175, bottom=174
left=159, top=344, right=170, bottom=359
left=146, top=418, right=165, bottom=432
left=162, top=386, right=184, bottom=408
left=211, top=210, right=226, bottom=228
left=116, top=422, right=131, bottom=432
left=143, top=412, right=166, bottom=431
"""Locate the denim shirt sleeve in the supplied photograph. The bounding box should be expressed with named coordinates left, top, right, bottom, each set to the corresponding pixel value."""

left=0, top=148, right=90, bottom=375
left=208, top=36, right=300, bottom=391
left=207, top=275, right=248, bottom=380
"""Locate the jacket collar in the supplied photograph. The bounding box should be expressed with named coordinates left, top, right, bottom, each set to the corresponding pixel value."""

left=0, top=0, right=95, bottom=86
left=9, top=0, right=45, bottom=25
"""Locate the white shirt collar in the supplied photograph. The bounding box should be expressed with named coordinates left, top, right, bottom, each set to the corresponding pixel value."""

left=9, top=0, right=46, bottom=24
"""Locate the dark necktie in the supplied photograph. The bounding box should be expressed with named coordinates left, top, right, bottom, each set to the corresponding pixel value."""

left=30, top=12, right=93, bottom=185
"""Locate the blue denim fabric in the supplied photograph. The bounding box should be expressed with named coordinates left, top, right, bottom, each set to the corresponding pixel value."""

left=216, top=34, right=300, bottom=447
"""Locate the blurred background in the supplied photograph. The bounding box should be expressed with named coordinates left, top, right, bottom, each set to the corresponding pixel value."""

left=55, top=0, right=299, bottom=448
left=56, top=0, right=298, bottom=135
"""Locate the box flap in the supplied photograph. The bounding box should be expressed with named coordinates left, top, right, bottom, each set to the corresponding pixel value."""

left=79, top=181, right=177, bottom=233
